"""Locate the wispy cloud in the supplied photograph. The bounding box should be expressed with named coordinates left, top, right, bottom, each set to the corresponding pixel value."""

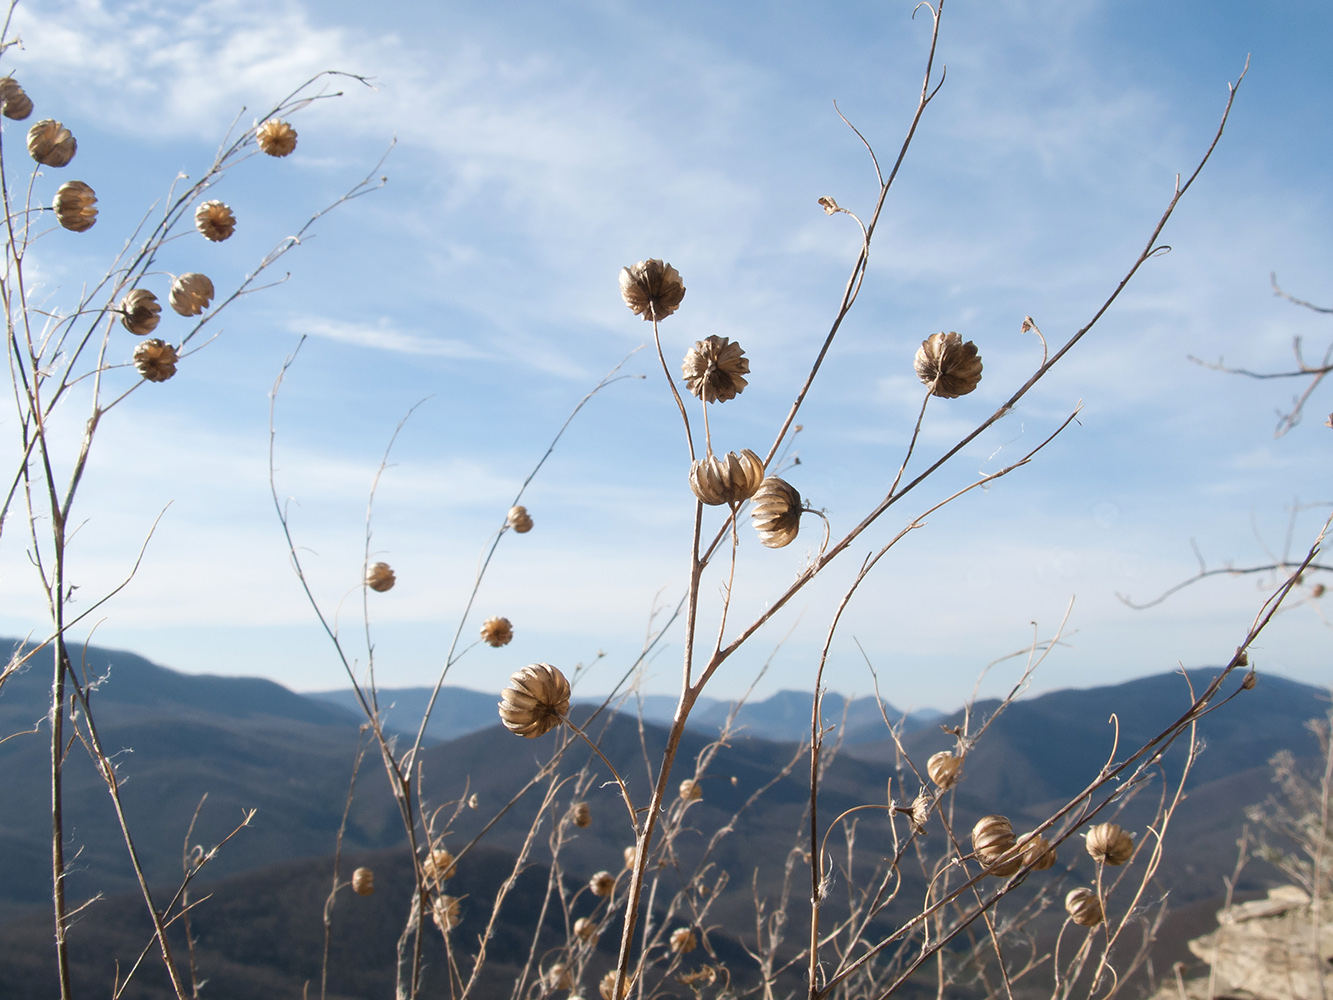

left=288, top=316, right=492, bottom=360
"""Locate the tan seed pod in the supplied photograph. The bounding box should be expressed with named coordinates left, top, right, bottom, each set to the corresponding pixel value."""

left=622, top=845, right=637, bottom=869
left=926, top=751, right=963, bottom=790
left=570, top=801, right=592, bottom=828
left=507, top=504, right=534, bottom=533
left=498, top=663, right=570, bottom=738
left=1085, top=822, right=1134, bottom=866
left=0, top=77, right=33, bottom=120
left=1312, top=583, right=1326, bottom=598
left=431, top=894, right=461, bottom=933
left=27, top=119, right=76, bottom=167
left=351, top=866, right=375, bottom=895
left=366, top=561, right=396, bottom=592
left=422, top=847, right=457, bottom=884
left=169, top=273, right=214, bottom=317
left=589, top=870, right=615, bottom=897
left=619, top=258, right=685, bottom=321
left=682, top=335, right=750, bottom=403
left=1018, top=833, right=1057, bottom=871
left=120, top=289, right=161, bottom=336
left=670, top=927, right=697, bottom=954
left=817, top=195, right=841, bottom=215
left=256, top=118, right=298, bottom=157
left=689, top=448, right=764, bottom=506
left=599, top=971, right=628, bottom=1000
left=546, top=963, right=573, bottom=991
left=52, top=181, right=97, bottom=232
left=750, top=477, right=802, bottom=548
left=907, top=791, right=931, bottom=834
left=972, top=814, right=1020, bottom=876
left=133, top=338, right=179, bottom=382
left=195, top=199, right=236, bottom=242
left=479, top=616, right=514, bottom=648
left=573, top=916, right=598, bottom=941
left=1242, top=670, right=1257, bottom=690
left=679, top=778, right=702, bottom=803
left=1065, top=887, right=1104, bottom=927
left=915, top=331, right=983, bottom=398
left=467, top=793, right=479, bottom=809
left=678, top=966, right=717, bottom=988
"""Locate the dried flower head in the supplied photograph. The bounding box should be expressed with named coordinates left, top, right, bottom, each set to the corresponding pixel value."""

left=195, top=200, right=236, bottom=242
left=1085, top=822, right=1134, bottom=866
left=546, top=963, right=574, bottom=991
left=1065, top=887, right=1103, bottom=927
left=480, top=616, right=513, bottom=647
left=351, top=867, right=375, bottom=895
left=679, top=778, right=702, bottom=803
left=169, top=273, right=215, bottom=317
left=498, top=663, right=570, bottom=738
left=1242, top=670, right=1257, bottom=690
left=619, top=259, right=685, bottom=321
left=972, top=815, right=1020, bottom=876
left=682, top=335, right=750, bottom=403
left=133, top=339, right=179, bottom=383
left=670, top=927, right=697, bottom=954
left=256, top=118, right=298, bottom=157
left=926, top=751, right=963, bottom=790
left=622, top=845, right=637, bottom=869
left=689, top=449, right=764, bottom=506
left=431, top=894, right=461, bottom=933
left=599, top=972, right=623, bottom=1000
left=0, top=77, right=33, bottom=120
left=751, top=477, right=802, bottom=548
left=1019, top=833, right=1057, bottom=871
left=589, top=870, right=615, bottom=897
left=422, top=847, right=457, bottom=884
left=28, top=119, right=76, bottom=167
left=915, top=332, right=983, bottom=398
left=53, top=181, right=97, bottom=232
left=120, top=289, right=162, bottom=336
left=905, top=791, right=932, bottom=834
left=366, top=561, right=396, bottom=592
left=570, top=801, right=592, bottom=828
left=573, top=916, right=598, bottom=941
left=507, top=505, right=534, bottom=533
left=678, top=966, right=718, bottom=988
left=817, top=195, right=842, bottom=215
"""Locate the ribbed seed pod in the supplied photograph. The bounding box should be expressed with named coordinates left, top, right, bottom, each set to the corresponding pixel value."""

left=750, top=477, right=801, bottom=548
left=256, top=118, right=298, bottom=157
left=366, top=561, right=395, bottom=592
left=679, top=779, right=702, bottom=803
left=480, top=616, right=513, bottom=647
left=689, top=449, right=764, bottom=506
left=1085, top=822, right=1134, bottom=866
left=120, top=289, right=161, bottom=336
left=195, top=200, right=236, bottom=242
left=351, top=867, right=375, bottom=895
left=169, top=273, right=214, bottom=316
left=1019, top=833, right=1057, bottom=871
left=27, top=119, right=76, bottom=167
left=972, top=815, right=1020, bottom=876
left=0, top=77, right=33, bottom=120
left=546, top=964, right=573, bottom=990
left=431, top=894, right=461, bottom=933
left=622, top=845, right=637, bottom=869
left=619, top=258, right=685, bottom=321
left=670, top=927, right=697, bottom=954
left=600, top=972, right=628, bottom=1000
left=914, top=332, right=983, bottom=398
left=498, top=663, right=570, bottom=738
left=926, top=751, right=963, bottom=790
left=507, top=505, right=534, bottom=533
left=681, top=335, right=749, bottom=403
left=573, top=916, right=598, bottom=941
left=570, top=801, right=592, bottom=828
left=133, top=339, right=179, bottom=382
left=907, top=791, right=931, bottom=834
left=53, top=181, right=97, bottom=232
left=589, top=871, right=615, bottom=897
left=1065, top=887, right=1104, bottom=927
left=422, top=847, right=456, bottom=884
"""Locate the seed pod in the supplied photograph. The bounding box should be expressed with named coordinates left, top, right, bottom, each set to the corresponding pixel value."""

left=751, top=477, right=802, bottom=548
left=926, top=751, right=963, bottom=790
left=817, top=195, right=841, bottom=215
left=971, top=815, right=1020, bottom=876
left=1085, top=822, right=1134, bottom=866
left=169, top=273, right=214, bottom=316
left=366, top=561, right=395, bottom=592
left=679, top=778, right=702, bottom=803
left=256, top=118, right=298, bottom=157
left=422, top=847, right=456, bottom=884
left=27, top=119, right=76, bottom=167
left=1018, top=832, right=1057, bottom=871
left=120, top=289, right=161, bottom=336
left=133, top=339, right=179, bottom=382
left=0, top=77, right=33, bottom=120
left=599, top=971, right=623, bottom=1000
left=619, top=258, right=685, bottom=321
left=431, top=894, right=461, bottom=933
left=1312, top=583, right=1325, bottom=598
left=546, top=963, right=573, bottom=990
left=907, top=791, right=931, bottom=834
left=52, top=181, right=97, bottom=232
left=351, top=867, right=374, bottom=895
left=622, top=845, right=637, bottom=869
left=573, top=916, right=598, bottom=941
left=1065, top=887, right=1104, bottom=927
left=507, top=505, right=534, bottom=533
left=682, top=335, right=749, bottom=403
left=467, top=793, right=479, bottom=809
left=570, top=801, right=592, bottom=828
left=914, top=331, right=983, bottom=398
left=670, top=927, right=697, bottom=954
left=689, top=449, right=764, bottom=506
left=589, top=870, right=615, bottom=897
left=498, top=663, right=570, bottom=738
left=195, top=199, right=236, bottom=242
left=480, top=616, right=513, bottom=647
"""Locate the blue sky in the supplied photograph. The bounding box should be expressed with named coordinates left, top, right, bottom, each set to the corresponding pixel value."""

left=1, top=0, right=1330, bottom=712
